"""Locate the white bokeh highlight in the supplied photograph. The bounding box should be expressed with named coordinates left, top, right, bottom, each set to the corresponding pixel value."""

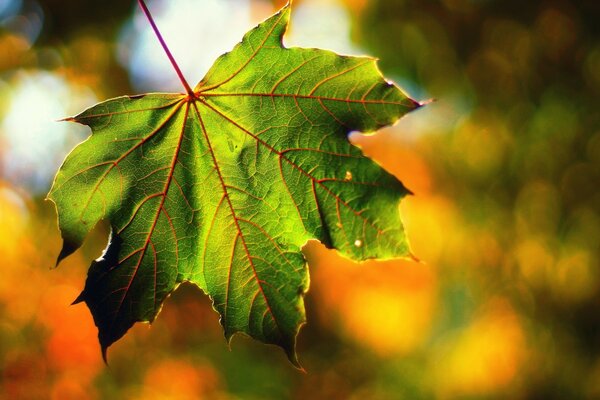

left=0, top=72, right=96, bottom=193
left=118, top=0, right=360, bottom=92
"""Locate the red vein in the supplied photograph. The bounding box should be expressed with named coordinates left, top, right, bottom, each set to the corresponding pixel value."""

left=277, top=156, right=306, bottom=232
left=79, top=101, right=181, bottom=218
left=360, top=82, right=383, bottom=124
left=225, top=185, right=280, bottom=215
left=118, top=248, right=144, bottom=265
left=138, top=166, right=171, bottom=182
left=201, top=92, right=414, bottom=107
left=199, top=99, right=385, bottom=235
left=320, top=98, right=349, bottom=128
left=191, top=101, right=281, bottom=334
left=117, top=193, right=163, bottom=234
left=161, top=206, right=179, bottom=267
left=55, top=101, right=184, bottom=214
left=293, top=94, right=312, bottom=124
left=345, top=83, right=360, bottom=113
left=308, top=60, right=371, bottom=96
left=198, top=9, right=286, bottom=93
left=172, top=176, right=194, bottom=217
left=280, top=148, right=361, bottom=158
left=201, top=195, right=226, bottom=284
left=270, top=55, right=320, bottom=94
left=110, top=101, right=190, bottom=329
left=224, top=233, right=240, bottom=320
left=73, top=97, right=182, bottom=120
left=237, top=218, right=297, bottom=272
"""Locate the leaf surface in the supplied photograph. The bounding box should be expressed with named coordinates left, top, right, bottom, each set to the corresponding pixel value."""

left=48, top=4, right=421, bottom=365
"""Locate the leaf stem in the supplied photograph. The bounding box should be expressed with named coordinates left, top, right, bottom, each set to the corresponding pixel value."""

left=137, top=0, right=194, bottom=96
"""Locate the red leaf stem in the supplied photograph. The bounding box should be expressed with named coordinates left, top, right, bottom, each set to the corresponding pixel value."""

left=137, top=0, right=194, bottom=96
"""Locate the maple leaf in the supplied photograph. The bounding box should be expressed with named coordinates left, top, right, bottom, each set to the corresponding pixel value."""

left=48, top=1, right=422, bottom=366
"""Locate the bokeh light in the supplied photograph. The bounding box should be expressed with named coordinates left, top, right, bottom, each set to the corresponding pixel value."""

left=1, top=0, right=599, bottom=398
left=285, top=0, right=361, bottom=55
left=118, top=0, right=272, bottom=92
left=0, top=71, right=95, bottom=193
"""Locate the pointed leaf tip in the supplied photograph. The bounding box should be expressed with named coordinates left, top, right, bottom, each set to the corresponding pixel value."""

left=418, top=98, right=436, bottom=107
left=101, top=345, right=109, bottom=364
left=71, top=290, right=86, bottom=305
left=288, top=350, right=303, bottom=370
left=55, top=240, right=78, bottom=267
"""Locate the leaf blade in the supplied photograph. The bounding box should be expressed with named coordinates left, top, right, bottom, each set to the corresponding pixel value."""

left=49, top=3, right=422, bottom=366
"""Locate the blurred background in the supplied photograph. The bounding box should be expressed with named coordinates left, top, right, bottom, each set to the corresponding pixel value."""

left=1, top=0, right=599, bottom=398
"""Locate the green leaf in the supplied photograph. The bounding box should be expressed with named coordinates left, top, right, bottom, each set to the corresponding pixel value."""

left=48, top=3, right=421, bottom=366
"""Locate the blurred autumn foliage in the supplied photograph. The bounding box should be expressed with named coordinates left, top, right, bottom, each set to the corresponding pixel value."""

left=1, top=0, right=599, bottom=398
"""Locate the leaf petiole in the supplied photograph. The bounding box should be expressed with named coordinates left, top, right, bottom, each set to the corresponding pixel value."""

left=137, top=0, right=194, bottom=96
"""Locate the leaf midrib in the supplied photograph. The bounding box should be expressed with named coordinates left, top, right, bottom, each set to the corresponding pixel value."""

left=191, top=100, right=283, bottom=339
